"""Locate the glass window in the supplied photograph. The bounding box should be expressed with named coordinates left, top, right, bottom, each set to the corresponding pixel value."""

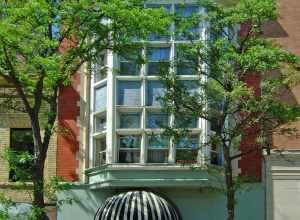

left=119, top=51, right=141, bottom=75
left=182, top=80, right=199, bottom=95
left=119, top=135, right=141, bottom=163
left=147, top=47, right=170, bottom=75
left=119, top=113, right=141, bottom=128
left=147, top=4, right=172, bottom=41
left=148, top=135, right=169, bottom=163
left=94, top=85, right=107, bottom=112
left=175, top=5, right=200, bottom=41
left=95, top=138, right=106, bottom=166
left=95, top=115, right=106, bottom=132
left=9, top=129, right=34, bottom=182
left=176, top=135, right=199, bottom=163
left=94, top=54, right=107, bottom=82
left=147, top=112, right=168, bottom=128
left=147, top=81, right=165, bottom=106
left=176, top=46, right=197, bottom=75
left=175, top=116, right=198, bottom=128
left=117, top=81, right=141, bottom=106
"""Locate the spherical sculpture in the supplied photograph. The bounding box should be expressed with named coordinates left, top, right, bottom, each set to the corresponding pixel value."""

left=94, top=191, right=181, bottom=220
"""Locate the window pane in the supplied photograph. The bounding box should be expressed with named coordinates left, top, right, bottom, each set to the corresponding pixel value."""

left=117, top=81, right=141, bottom=106
left=94, top=55, right=107, bottom=82
left=175, top=5, right=200, bottom=40
left=94, top=85, right=107, bottom=112
left=95, top=138, right=106, bottom=166
left=176, top=135, right=199, bottom=149
left=147, top=81, right=165, bottom=106
left=176, top=135, right=199, bottom=163
left=182, top=80, right=199, bottom=95
left=147, top=113, right=168, bottom=128
left=119, top=135, right=141, bottom=149
left=95, top=115, right=106, bottom=132
left=148, top=150, right=168, bottom=163
left=120, top=62, right=140, bottom=75
left=147, top=47, right=170, bottom=61
left=147, top=48, right=170, bottom=75
left=119, top=51, right=141, bottom=75
left=148, top=135, right=169, bottom=148
left=119, top=150, right=140, bottom=163
left=120, top=113, right=141, bottom=128
left=147, top=4, right=172, bottom=41
left=175, top=117, right=198, bottom=128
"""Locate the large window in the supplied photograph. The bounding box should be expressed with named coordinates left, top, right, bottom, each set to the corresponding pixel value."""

left=147, top=81, right=165, bottom=106
left=148, top=135, right=169, bottom=163
left=117, top=81, right=141, bottom=106
left=147, top=47, right=170, bottom=75
left=9, top=129, right=34, bottom=182
left=119, top=135, right=141, bottom=163
left=94, top=85, right=107, bottom=112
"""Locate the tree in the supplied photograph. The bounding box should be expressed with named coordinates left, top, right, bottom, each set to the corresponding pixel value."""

left=0, top=1, right=170, bottom=219
left=159, top=0, right=300, bottom=220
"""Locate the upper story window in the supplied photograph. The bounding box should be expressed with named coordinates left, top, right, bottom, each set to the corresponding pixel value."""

left=119, top=113, right=141, bottom=129
left=94, top=85, right=107, bottom=112
left=119, top=51, right=141, bottom=76
left=175, top=5, right=200, bottom=41
left=147, top=47, right=171, bottom=75
left=147, top=81, right=166, bottom=106
left=176, top=135, right=199, bottom=163
left=147, top=112, right=169, bottom=128
left=147, top=4, right=172, bottom=41
left=119, top=135, right=141, bottom=163
left=94, top=54, right=107, bottom=82
left=117, top=81, right=141, bottom=106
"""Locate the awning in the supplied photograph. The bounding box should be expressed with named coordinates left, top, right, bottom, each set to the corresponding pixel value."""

left=94, top=191, right=181, bottom=220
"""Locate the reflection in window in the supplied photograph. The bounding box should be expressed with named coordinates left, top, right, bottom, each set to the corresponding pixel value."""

left=119, top=52, right=141, bottom=75
left=175, top=5, right=200, bottom=41
left=147, top=4, right=172, bottom=41
left=95, top=115, right=107, bottom=132
left=174, top=116, right=198, bottom=128
left=117, top=81, right=141, bottom=106
left=119, top=135, right=141, bottom=163
left=95, top=138, right=106, bottom=166
left=147, top=47, right=170, bottom=75
left=147, top=113, right=168, bottom=128
left=119, top=113, right=141, bottom=128
left=147, top=81, right=165, bottom=106
left=176, top=46, right=197, bottom=75
left=148, top=135, right=169, bottom=163
left=94, top=85, right=107, bottom=112
left=176, top=135, right=199, bottom=163
left=94, top=54, right=107, bottom=82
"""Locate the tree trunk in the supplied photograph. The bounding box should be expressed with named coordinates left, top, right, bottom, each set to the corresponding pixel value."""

left=31, top=114, right=49, bottom=220
left=224, top=146, right=235, bottom=220
left=32, top=163, right=49, bottom=220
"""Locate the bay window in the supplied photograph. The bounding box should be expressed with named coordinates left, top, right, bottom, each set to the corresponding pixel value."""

left=119, top=135, right=141, bottom=163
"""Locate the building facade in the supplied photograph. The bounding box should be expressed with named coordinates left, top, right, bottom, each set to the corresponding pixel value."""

left=1, top=0, right=300, bottom=220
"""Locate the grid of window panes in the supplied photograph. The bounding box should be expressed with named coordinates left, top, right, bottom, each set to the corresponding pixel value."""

left=90, top=2, right=206, bottom=166
left=92, top=53, right=108, bottom=167
left=115, top=2, right=205, bottom=165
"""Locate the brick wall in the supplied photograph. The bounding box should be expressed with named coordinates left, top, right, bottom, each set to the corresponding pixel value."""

left=264, top=0, right=300, bottom=150
left=57, top=72, right=81, bottom=181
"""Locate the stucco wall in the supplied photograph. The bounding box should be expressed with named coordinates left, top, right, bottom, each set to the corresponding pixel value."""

left=57, top=184, right=265, bottom=220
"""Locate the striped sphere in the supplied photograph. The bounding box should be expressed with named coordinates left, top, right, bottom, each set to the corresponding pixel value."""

left=94, top=191, right=180, bottom=220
